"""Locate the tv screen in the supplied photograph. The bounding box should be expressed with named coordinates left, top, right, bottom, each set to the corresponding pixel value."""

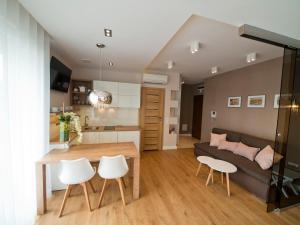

left=50, top=56, right=72, bottom=93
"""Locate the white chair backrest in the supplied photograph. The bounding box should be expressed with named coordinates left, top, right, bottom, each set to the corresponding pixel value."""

left=98, top=155, right=129, bottom=179
left=59, top=158, right=95, bottom=185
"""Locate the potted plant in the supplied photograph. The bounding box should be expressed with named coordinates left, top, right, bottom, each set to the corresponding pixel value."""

left=59, top=112, right=82, bottom=143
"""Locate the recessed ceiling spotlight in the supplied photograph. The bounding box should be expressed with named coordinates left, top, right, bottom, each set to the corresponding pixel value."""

left=104, top=28, right=112, bottom=37
left=108, top=61, right=114, bottom=67
left=246, top=52, right=256, bottom=63
left=211, top=66, right=218, bottom=74
left=167, top=61, right=174, bottom=69
left=80, top=59, right=91, bottom=64
left=190, top=41, right=200, bottom=54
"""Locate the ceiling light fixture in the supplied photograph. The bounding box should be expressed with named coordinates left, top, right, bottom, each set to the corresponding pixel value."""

left=104, top=29, right=112, bottom=37
left=246, top=52, right=256, bottom=63
left=108, top=61, right=114, bottom=67
left=211, top=66, right=218, bottom=74
left=167, top=61, right=174, bottom=69
left=88, top=43, right=112, bottom=108
left=190, top=41, right=200, bottom=54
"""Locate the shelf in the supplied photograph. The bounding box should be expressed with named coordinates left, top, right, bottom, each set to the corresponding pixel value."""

left=72, top=92, right=88, bottom=95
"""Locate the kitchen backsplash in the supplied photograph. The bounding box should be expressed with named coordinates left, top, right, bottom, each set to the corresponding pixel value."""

left=74, top=106, right=139, bottom=126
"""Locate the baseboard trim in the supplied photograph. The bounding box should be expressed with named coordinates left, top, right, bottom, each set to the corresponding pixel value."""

left=163, top=146, right=177, bottom=150
left=179, top=133, right=192, bottom=136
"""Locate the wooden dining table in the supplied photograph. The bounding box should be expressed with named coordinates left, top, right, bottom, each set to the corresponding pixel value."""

left=36, top=142, right=140, bottom=215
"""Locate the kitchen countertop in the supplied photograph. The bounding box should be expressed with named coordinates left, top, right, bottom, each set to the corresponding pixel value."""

left=82, top=125, right=140, bottom=132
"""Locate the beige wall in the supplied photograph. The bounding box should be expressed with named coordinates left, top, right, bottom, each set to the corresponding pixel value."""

left=201, top=57, right=283, bottom=142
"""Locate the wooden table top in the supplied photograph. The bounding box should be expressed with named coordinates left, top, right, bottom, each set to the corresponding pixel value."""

left=38, top=142, right=139, bottom=164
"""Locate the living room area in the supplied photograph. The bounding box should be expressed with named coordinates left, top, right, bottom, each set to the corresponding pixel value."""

left=2, top=0, right=300, bottom=225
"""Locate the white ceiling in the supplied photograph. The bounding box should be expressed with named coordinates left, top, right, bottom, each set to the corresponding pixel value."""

left=19, top=0, right=300, bottom=82
left=147, top=15, right=283, bottom=83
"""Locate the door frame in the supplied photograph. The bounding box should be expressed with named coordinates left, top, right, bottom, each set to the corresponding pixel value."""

left=140, top=87, right=165, bottom=151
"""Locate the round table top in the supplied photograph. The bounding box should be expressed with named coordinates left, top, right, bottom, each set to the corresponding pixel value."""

left=197, top=156, right=215, bottom=165
left=209, top=159, right=237, bottom=173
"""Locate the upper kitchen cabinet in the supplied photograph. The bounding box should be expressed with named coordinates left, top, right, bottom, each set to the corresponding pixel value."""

left=93, top=81, right=119, bottom=107
left=118, top=82, right=141, bottom=108
left=92, top=81, right=141, bottom=108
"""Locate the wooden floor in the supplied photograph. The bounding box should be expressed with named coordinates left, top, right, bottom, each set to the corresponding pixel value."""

left=35, top=149, right=300, bottom=225
left=177, top=135, right=200, bottom=149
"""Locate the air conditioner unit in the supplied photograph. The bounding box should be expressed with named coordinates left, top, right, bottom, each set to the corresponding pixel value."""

left=143, top=73, right=168, bottom=85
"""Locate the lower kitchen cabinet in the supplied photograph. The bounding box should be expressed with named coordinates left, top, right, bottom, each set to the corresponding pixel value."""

left=117, top=131, right=140, bottom=151
left=81, top=131, right=140, bottom=151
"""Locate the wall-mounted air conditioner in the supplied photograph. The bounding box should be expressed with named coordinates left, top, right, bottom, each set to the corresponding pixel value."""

left=143, top=73, right=168, bottom=85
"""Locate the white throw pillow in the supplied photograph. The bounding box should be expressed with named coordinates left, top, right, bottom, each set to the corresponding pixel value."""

left=210, top=133, right=227, bottom=147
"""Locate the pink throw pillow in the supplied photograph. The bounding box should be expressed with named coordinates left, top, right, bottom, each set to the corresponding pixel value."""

left=210, top=133, right=227, bottom=147
left=234, top=142, right=260, bottom=161
left=255, top=145, right=283, bottom=170
left=218, top=140, right=238, bottom=152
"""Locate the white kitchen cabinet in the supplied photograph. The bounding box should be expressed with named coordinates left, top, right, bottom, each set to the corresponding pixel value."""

left=118, top=95, right=140, bottom=108
left=82, top=132, right=100, bottom=144
left=117, top=131, right=140, bottom=151
left=93, top=80, right=118, bottom=93
left=92, top=81, right=141, bottom=108
left=118, top=83, right=141, bottom=95
left=99, top=132, right=118, bottom=143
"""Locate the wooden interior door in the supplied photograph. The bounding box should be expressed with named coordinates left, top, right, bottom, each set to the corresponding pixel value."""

left=192, top=95, right=203, bottom=139
left=140, top=87, right=165, bottom=151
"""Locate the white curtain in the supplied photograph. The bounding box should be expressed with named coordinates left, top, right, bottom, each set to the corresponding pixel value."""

left=0, top=0, right=50, bottom=224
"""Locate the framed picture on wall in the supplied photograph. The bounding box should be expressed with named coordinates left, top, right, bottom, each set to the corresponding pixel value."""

left=227, top=96, right=241, bottom=108
left=247, top=95, right=265, bottom=108
left=274, top=94, right=280, bottom=108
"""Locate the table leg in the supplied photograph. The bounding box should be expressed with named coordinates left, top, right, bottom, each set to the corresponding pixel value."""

left=221, top=172, right=223, bottom=184
left=226, top=173, right=230, bottom=197
left=195, top=163, right=202, bottom=176
left=206, top=168, right=213, bottom=186
left=36, top=162, right=47, bottom=214
left=133, top=156, right=140, bottom=200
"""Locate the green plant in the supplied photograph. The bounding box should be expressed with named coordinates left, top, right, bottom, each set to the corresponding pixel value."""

left=59, top=112, right=83, bottom=143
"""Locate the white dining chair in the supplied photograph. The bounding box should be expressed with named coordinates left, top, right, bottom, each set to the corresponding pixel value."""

left=58, top=158, right=96, bottom=217
left=97, top=155, right=129, bottom=208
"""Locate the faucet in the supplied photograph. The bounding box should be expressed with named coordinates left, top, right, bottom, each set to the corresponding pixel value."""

left=84, top=116, right=89, bottom=128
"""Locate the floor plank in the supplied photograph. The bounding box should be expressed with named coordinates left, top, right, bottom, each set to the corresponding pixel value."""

left=35, top=149, right=300, bottom=225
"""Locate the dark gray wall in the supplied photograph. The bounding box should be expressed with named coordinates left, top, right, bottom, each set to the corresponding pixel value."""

left=201, top=57, right=283, bottom=141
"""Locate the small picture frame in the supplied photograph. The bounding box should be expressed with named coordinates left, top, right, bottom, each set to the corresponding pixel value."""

left=247, top=95, right=265, bottom=108
left=274, top=94, right=280, bottom=109
left=228, top=96, right=241, bottom=108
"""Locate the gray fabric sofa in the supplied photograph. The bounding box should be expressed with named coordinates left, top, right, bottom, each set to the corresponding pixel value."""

left=194, top=128, right=274, bottom=201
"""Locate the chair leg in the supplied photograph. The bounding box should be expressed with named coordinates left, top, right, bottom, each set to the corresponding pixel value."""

left=88, top=180, right=96, bottom=193
left=81, top=182, right=92, bottom=212
left=121, top=177, right=126, bottom=188
left=58, top=185, right=72, bottom=217
left=97, top=179, right=107, bottom=208
left=117, top=178, right=126, bottom=206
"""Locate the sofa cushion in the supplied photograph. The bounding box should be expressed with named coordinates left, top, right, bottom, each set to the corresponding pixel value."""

left=234, top=142, right=260, bottom=161
left=210, top=133, right=227, bottom=147
left=241, top=133, right=274, bottom=149
left=194, top=143, right=271, bottom=184
left=212, top=128, right=241, bottom=142
left=218, top=140, right=238, bottom=152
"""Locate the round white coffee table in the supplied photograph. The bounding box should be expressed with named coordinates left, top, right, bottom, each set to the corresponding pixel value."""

left=195, top=156, right=215, bottom=177
left=206, top=159, right=237, bottom=197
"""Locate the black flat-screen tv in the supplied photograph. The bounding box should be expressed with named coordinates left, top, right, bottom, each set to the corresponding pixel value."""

left=50, top=56, right=72, bottom=92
